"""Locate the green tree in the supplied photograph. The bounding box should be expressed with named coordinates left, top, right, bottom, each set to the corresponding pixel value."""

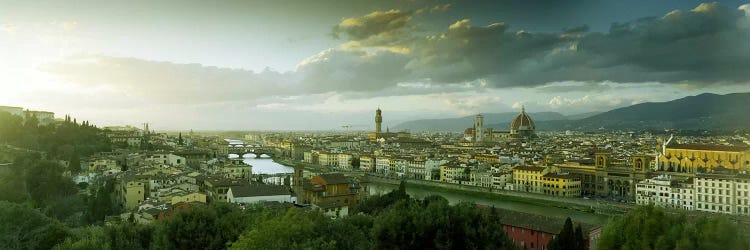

left=230, top=208, right=337, bottom=250
left=372, top=196, right=515, bottom=249
left=597, top=206, right=750, bottom=250
left=105, top=222, right=155, bottom=250
left=0, top=201, right=69, bottom=250
left=52, top=226, right=110, bottom=250
left=153, top=203, right=250, bottom=250
left=548, top=217, right=585, bottom=250
left=69, top=149, right=81, bottom=174
left=86, top=179, right=115, bottom=224
left=25, top=160, right=78, bottom=205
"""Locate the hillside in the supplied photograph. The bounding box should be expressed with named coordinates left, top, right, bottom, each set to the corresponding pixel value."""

left=391, top=112, right=567, bottom=132
left=571, top=93, right=750, bottom=130
left=391, top=93, right=750, bottom=132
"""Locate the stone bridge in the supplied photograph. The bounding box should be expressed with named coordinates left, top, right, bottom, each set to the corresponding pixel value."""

left=223, top=144, right=276, bottom=158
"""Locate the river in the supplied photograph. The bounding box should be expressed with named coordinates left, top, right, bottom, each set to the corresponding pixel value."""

left=223, top=139, right=610, bottom=225
left=226, top=139, right=294, bottom=174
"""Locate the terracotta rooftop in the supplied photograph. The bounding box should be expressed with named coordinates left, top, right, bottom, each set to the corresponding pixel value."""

left=489, top=207, right=599, bottom=234
left=316, top=173, right=350, bottom=185
left=230, top=184, right=290, bottom=198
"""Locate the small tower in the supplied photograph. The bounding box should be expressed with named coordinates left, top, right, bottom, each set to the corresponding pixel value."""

left=375, top=107, right=383, bottom=133
left=293, top=166, right=305, bottom=203
left=474, top=114, right=484, bottom=143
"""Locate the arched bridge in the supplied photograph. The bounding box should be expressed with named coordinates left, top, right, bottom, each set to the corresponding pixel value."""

left=225, top=144, right=276, bottom=158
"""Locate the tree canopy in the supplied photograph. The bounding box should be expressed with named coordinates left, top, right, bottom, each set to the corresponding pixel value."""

left=597, top=206, right=750, bottom=250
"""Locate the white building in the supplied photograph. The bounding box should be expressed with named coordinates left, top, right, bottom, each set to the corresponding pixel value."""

left=375, top=156, right=392, bottom=175
left=635, top=175, right=694, bottom=211
left=470, top=170, right=493, bottom=188
left=220, top=159, right=252, bottom=180
left=440, top=164, right=467, bottom=184
left=492, top=171, right=513, bottom=190
left=337, top=153, right=353, bottom=170
left=695, top=173, right=750, bottom=215
left=303, top=151, right=317, bottom=164
left=406, top=159, right=426, bottom=180
left=146, top=153, right=186, bottom=166
left=227, top=185, right=291, bottom=204
left=0, top=106, right=23, bottom=117
left=359, top=155, right=375, bottom=173
left=425, top=159, right=448, bottom=180
left=318, top=152, right=337, bottom=167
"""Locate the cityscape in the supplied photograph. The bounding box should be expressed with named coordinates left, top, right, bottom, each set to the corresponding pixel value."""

left=2, top=1, right=750, bottom=250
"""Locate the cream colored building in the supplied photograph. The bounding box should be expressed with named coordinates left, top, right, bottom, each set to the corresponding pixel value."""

left=146, top=153, right=186, bottom=167
left=470, top=171, right=494, bottom=188
left=440, top=164, right=467, bottom=184
left=375, top=156, right=392, bottom=175
left=406, top=159, right=427, bottom=180
left=695, top=173, right=750, bottom=215
left=303, top=151, right=317, bottom=164
left=359, top=155, right=375, bottom=173
left=115, top=176, right=148, bottom=211
left=636, top=175, right=694, bottom=210
left=171, top=192, right=207, bottom=205
left=337, top=153, right=353, bottom=170
left=318, top=152, right=337, bottom=167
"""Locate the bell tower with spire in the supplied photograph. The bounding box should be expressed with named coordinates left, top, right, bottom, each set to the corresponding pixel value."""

left=375, top=107, right=382, bottom=133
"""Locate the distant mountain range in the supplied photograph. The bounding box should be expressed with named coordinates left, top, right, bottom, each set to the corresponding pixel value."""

left=392, top=92, right=750, bottom=132
left=391, top=111, right=598, bottom=132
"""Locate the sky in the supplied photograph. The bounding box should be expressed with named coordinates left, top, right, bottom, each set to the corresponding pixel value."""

left=1, top=0, right=750, bottom=131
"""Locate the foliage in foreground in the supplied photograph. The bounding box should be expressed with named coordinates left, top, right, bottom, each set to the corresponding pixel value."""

left=597, top=205, right=750, bottom=250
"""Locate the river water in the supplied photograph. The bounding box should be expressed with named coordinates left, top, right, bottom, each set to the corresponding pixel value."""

left=227, top=154, right=294, bottom=174
left=226, top=139, right=294, bottom=174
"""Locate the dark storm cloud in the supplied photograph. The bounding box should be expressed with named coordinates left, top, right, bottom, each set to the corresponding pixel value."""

left=44, top=2, right=750, bottom=102
left=404, top=19, right=570, bottom=86
left=296, top=49, right=411, bottom=92
left=325, top=2, right=750, bottom=89
left=570, top=2, right=750, bottom=83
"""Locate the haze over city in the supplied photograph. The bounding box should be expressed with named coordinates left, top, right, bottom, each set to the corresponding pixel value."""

left=3, top=0, right=750, bottom=130
left=4, top=1, right=750, bottom=250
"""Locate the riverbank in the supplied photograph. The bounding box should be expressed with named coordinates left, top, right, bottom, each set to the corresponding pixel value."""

left=367, top=176, right=632, bottom=217
left=272, top=158, right=320, bottom=172
left=366, top=180, right=614, bottom=226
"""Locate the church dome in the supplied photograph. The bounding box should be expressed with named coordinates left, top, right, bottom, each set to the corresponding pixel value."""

left=510, top=106, right=535, bottom=131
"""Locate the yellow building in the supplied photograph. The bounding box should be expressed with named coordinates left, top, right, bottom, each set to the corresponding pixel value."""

left=541, top=173, right=581, bottom=197
left=475, top=154, right=501, bottom=163
left=513, top=165, right=549, bottom=193
left=318, top=152, right=337, bottom=167
left=220, top=159, right=252, bottom=180
left=658, top=144, right=750, bottom=173
left=440, top=164, right=467, bottom=183
left=299, top=173, right=363, bottom=216
left=359, top=155, right=375, bottom=172
left=171, top=192, right=207, bottom=205
left=115, top=176, right=148, bottom=211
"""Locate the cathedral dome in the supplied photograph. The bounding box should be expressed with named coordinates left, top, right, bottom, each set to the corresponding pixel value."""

left=510, top=106, right=535, bottom=131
